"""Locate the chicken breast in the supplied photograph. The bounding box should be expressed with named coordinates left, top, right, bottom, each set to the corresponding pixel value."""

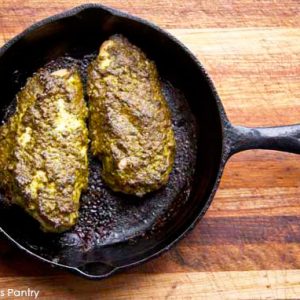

left=0, top=67, right=88, bottom=232
left=88, top=35, right=175, bottom=196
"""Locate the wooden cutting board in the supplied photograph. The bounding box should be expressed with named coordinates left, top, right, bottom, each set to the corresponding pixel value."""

left=0, top=1, right=299, bottom=299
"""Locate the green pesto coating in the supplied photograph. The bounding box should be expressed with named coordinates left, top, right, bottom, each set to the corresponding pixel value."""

left=0, top=68, right=89, bottom=232
left=88, top=35, right=175, bottom=196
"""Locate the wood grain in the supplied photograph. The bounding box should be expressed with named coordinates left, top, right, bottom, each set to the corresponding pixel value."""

left=169, top=28, right=300, bottom=126
left=0, top=0, right=299, bottom=299
left=0, top=271, right=300, bottom=299
left=0, top=0, right=299, bottom=34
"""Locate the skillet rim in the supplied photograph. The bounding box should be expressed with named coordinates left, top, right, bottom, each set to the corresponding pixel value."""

left=0, top=3, right=229, bottom=279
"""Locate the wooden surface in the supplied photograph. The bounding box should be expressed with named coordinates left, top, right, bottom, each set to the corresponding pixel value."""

left=0, top=0, right=299, bottom=299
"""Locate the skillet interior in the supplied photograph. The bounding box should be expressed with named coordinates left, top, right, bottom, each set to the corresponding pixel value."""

left=0, top=5, right=223, bottom=277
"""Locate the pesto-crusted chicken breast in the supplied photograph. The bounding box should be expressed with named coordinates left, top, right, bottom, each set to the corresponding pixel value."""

left=88, top=35, right=175, bottom=196
left=0, top=68, right=88, bottom=232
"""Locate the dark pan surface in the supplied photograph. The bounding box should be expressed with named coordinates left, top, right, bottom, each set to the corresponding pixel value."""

left=0, top=4, right=224, bottom=277
left=0, top=53, right=198, bottom=251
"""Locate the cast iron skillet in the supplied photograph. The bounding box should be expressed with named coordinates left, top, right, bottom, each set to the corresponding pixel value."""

left=0, top=4, right=299, bottom=279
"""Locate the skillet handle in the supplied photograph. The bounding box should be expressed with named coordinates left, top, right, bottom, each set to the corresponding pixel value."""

left=225, top=123, right=300, bottom=157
